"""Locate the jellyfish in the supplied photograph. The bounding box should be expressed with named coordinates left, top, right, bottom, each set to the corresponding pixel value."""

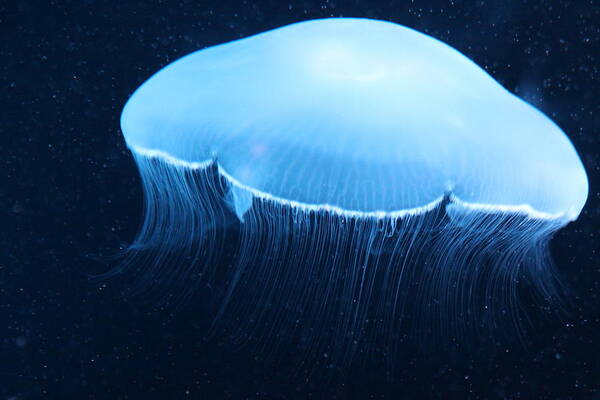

left=116, top=18, right=588, bottom=361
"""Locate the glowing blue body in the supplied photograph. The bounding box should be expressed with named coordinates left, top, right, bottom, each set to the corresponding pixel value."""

left=116, top=18, right=589, bottom=362
left=122, top=18, right=587, bottom=221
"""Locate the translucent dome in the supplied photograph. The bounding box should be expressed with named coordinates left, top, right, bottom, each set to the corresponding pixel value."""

left=121, top=17, right=588, bottom=221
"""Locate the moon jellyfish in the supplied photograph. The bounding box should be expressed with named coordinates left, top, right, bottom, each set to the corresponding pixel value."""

left=116, top=18, right=588, bottom=360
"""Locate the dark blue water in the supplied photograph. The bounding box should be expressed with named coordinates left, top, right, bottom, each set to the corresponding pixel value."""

left=2, top=1, right=599, bottom=398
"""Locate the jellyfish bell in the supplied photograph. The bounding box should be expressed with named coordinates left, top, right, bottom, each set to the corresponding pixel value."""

left=117, top=18, right=588, bottom=360
left=123, top=18, right=587, bottom=222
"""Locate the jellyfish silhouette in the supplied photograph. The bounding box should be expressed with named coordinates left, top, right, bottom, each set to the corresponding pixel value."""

left=116, top=18, right=588, bottom=360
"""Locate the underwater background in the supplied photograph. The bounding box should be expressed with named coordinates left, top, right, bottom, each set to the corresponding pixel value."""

left=2, top=0, right=599, bottom=398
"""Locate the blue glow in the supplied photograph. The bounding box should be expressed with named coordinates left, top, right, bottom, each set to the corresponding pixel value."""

left=115, top=18, right=589, bottom=362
